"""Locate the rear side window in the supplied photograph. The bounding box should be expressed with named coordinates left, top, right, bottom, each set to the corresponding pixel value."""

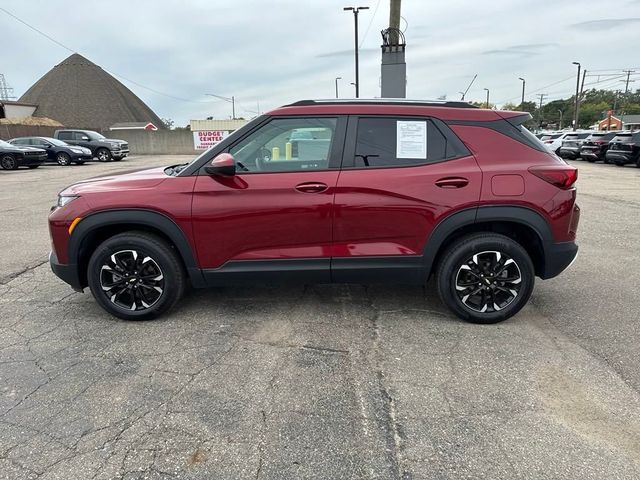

left=352, top=117, right=467, bottom=168
left=57, top=131, right=72, bottom=140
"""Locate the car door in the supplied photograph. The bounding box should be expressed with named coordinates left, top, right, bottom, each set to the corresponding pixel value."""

left=191, top=116, right=346, bottom=284
left=331, top=115, right=482, bottom=283
left=73, top=131, right=92, bottom=149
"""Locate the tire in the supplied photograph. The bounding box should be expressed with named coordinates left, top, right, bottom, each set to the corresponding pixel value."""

left=1, top=154, right=18, bottom=170
left=436, top=233, right=535, bottom=324
left=87, top=232, right=186, bottom=320
left=56, top=152, right=72, bottom=166
left=112, top=156, right=123, bottom=162
left=96, top=148, right=112, bottom=162
left=614, top=161, right=625, bottom=167
left=586, top=158, right=596, bottom=163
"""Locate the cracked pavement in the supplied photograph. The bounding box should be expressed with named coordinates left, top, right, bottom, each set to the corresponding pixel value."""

left=1, top=157, right=639, bottom=479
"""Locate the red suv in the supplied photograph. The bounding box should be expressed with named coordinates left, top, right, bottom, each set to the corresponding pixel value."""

left=49, top=99, right=580, bottom=323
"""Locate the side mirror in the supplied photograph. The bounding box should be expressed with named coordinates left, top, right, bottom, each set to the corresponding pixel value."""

left=81, top=136, right=89, bottom=141
left=205, top=153, right=236, bottom=177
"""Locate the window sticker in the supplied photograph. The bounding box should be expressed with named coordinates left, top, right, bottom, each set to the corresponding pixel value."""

left=396, top=120, right=427, bottom=159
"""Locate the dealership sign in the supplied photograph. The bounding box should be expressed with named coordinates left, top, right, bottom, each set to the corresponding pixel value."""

left=193, top=130, right=230, bottom=150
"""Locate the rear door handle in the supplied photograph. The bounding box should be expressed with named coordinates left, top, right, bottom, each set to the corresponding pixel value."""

left=295, top=182, right=329, bottom=193
left=435, top=177, right=469, bottom=189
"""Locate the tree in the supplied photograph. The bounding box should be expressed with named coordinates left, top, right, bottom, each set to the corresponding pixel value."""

left=161, top=118, right=175, bottom=130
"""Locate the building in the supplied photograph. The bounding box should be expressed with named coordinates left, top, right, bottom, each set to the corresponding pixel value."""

left=620, top=115, right=640, bottom=131
left=0, top=100, right=37, bottom=120
left=19, top=53, right=164, bottom=131
left=597, top=115, right=622, bottom=131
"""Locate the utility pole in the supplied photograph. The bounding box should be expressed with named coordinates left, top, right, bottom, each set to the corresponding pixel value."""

left=518, top=77, right=526, bottom=109
left=537, top=93, right=547, bottom=128
left=344, top=6, right=369, bottom=98
left=335, top=77, right=342, bottom=98
left=484, top=88, right=490, bottom=109
left=380, top=0, right=406, bottom=98
left=558, top=110, right=563, bottom=130
left=572, top=62, right=581, bottom=131
left=623, top=70, right=635, bottom=95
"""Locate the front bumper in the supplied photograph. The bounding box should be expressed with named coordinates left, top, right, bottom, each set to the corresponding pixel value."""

left=70, top=152, right=93, bottom=161
left=540, top=241, right=578, bottom=279
left=49, top=251, right=84, bottom=292
left=20, top=154, right=46, bottom=167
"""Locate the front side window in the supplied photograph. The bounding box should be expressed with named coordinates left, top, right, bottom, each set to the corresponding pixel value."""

left=354, top=118, right=449, bottom=168
left=229, top=117, right=337, bottom=173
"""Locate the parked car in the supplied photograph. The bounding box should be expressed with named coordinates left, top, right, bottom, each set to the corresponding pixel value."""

left=557, top=132, right=592, bottom=159
left=49, top=99, right=580, bottom=324
left=541, top=131, right=592, bottom=155
left=0, top=139, right=47, bottom=170
left=579, top=132, right=618, bottom=162
left=605, top=131, right=640, bottom=167
left=53, top=129, right=129, bottom=162
left=9, top=137, right=92, bottom=166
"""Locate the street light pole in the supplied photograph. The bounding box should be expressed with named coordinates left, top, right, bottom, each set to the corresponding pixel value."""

left=344, top=6, right=369, bottom=98
left=335, top=77, right=342, bottom=98
left=572, top=62, right=581, bottom=131
left=518, top=77, right=526, bottom=109
left=205, top=93, right=236, bottom=119
left=484, top=88, right=490, bottom=109
left=558, top=110, right=563, bottom=130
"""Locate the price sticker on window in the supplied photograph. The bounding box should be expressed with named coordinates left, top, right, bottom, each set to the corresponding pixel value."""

left=396, top=121, right=427, bottom=159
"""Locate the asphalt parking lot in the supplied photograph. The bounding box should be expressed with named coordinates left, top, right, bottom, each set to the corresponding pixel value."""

left=1, top=156, right=639, bottom=479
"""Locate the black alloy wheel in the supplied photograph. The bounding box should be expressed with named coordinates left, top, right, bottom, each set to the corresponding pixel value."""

left=436, top=233, right=535, bottom=324
left=87, top=232, right=186, bottom=320
left=1, top=154, right=18, bottom=170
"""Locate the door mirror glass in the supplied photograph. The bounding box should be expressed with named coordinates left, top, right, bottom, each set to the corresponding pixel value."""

left=81, top=136, right=90, bottom=141
left=205, top=153, right=236, bottom=176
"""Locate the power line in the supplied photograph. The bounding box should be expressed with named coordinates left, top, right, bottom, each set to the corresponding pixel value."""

left=359, top=0, right=382, bottom=48
left=0, top=6, right=212, bottom=104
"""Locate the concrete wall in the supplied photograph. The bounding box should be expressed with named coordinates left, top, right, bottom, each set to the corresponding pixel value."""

left=107, top=129, right=199, bottom=155
left=0, top=124, right=58, bottom=140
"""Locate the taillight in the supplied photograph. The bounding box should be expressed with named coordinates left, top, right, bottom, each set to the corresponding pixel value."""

left=528, top=165, right=578, bottom=190
left=595, top=141, right=606, bottom=145
left=544, top=140, right=553, bottom=144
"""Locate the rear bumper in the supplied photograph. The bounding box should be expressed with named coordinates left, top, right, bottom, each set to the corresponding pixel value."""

left=49, top=251, right=83, bottom=292
left=580, top=151, right=601, bottom=161
left=558, top=148, right=579, bottom=158
left=540, top=241, right=578, bottom=279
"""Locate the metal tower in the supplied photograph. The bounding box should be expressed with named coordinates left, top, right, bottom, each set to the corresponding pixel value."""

left=0, top=74, right=16, bottom=101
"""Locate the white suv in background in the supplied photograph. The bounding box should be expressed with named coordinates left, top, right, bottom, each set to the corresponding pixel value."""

left=541, top=131, right=593, bottom=155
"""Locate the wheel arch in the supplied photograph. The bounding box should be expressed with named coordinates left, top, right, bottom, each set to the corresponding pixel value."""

left=69, top=209, right=205, bottom=288
left=425, top=206, right=553, bottom=279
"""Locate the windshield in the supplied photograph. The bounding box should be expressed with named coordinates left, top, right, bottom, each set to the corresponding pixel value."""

left=612, top=134, right=633, bottom=142
left=0, top=139, right=14, bottom=148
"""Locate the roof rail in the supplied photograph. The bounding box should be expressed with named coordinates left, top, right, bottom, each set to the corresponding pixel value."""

left=285, top=98, right=479, bottom=109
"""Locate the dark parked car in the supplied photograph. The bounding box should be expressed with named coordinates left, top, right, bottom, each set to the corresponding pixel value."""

left=605, top=132, right=640, bottom=167
left=579, top=132, right=618, bottom=162
left=557, top=132, right=592, bottom=159
left=49, top=99, right=580, bottom=324
left=53, top=129, right=129, bottom=162
left=0, top=139, right=47, bottom=170
left=9, top=137, right=92, bottom=166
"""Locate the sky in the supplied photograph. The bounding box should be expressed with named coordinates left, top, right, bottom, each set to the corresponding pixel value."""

left=2, top=0, right=640, bottom=126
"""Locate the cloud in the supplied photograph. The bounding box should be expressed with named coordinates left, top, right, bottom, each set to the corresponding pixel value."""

left=316, top=48, right=378, bottom=58
left=483, top=43, right=558, bottom=57
left=570, top=18, right=640, bottom=30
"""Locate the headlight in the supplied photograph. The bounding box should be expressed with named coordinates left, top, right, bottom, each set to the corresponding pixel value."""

left=70, top=148, right=83, bottom=153
left=57, top=195, right=79, bottom=208
left=110, top=142, right=121, bottom=148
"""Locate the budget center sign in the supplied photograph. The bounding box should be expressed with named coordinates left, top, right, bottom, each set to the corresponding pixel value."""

left=193, top=130, right=230, bottom=150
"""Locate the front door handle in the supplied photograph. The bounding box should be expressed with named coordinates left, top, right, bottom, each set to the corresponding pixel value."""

left=435, top=177, right=469, bottom=189
left=295, top=182, right=329, bottom=193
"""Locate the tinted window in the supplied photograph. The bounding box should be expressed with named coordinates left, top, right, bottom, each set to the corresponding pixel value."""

left=229, top=117, right=337, bottom=172
left=354, top=118, right=450, bottom=167
left=58, top=131, right=73, bottom=140
left=10, top=138, right=29, bottom=145
left=73, top=132, right=90, bottom=141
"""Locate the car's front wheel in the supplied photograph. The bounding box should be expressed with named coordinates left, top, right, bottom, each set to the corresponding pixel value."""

left=96, top=148, right=112, bottom=162
left=1, top=154, right=18, bottom=170
left=87, top=232, right=186, bottom=320
left=436, top=233, right=535, bottom=324
left=56, top=152, right=72, bottom=166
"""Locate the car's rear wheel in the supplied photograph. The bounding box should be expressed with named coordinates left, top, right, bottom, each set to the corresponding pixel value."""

left=87, top=232, right=186, bottom=320
left=436, top=233, right=535, bottom=324
left=96, top=148, right=112, bottom=162
left=56, top=152, right=72, bottom=166
left=1, top=154, right=18, bottom=170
